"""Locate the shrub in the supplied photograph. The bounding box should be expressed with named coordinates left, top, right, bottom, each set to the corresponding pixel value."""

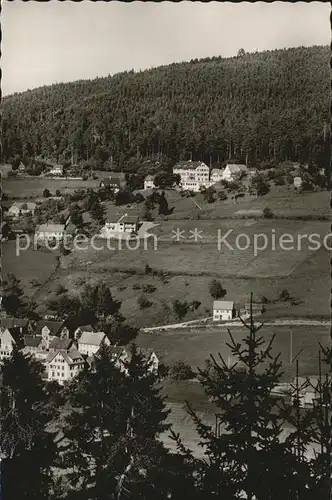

left=137, top=295, right=152, bottom=309
left=209, top=279, right=226, bottom=300
left=172, top=299, right=189, bottom=319
left=170, top=361, right=194, bottom=380
left=145, top=264, right=152, bottom=275
left=279, top=289, right=291, bottom=301
left=142, top=284, right=157, bottom=294
left=132, top=283, right=141, bottom=290
left=190, top=300, right=201, bottom=311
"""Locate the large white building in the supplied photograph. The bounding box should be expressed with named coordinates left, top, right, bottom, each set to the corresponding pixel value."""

left=173, top=161, right=211, bottom=192
left=46, top=348, right=85, bottom=384
left=35, top=223, right=66, bottom=242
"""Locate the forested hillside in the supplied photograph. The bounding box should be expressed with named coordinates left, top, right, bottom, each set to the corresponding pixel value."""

left=2, top=45, right=329, bottom=170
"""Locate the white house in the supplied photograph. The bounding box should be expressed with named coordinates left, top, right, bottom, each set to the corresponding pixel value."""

left=213, top=300, right=235, bottom=321
left=293, top=177, right=303, bottom=189
left=48, top=165, right=64, bottom=176
left=8, top=202, right=36, bottom=218
left=35, top=223, right=65, bottom=241
left=77, top=331, right=111, bottom=357
left=222, top=164, right=247, bottom=182
left=73, top=324, right=95, bottom=341
left=0, top=327, right=23, bottom=361
left=210, top=169, right=224, bottom=185
left=144, top=175, right=156, bottom=190
left=101, top=216, right=139, bottom=237
left=109, top=346, right=159, bottom=375
left=46, top=348, right=85, bottom=384
left=173, top=161, right=210, bottom=192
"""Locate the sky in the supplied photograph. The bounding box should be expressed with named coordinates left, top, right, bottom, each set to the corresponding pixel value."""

left=2, top=1, right=330, bottom=96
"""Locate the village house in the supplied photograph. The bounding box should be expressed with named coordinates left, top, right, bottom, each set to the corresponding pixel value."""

left=35, top=223, right=66, bottom=241
left=293, top=176, right=303, bottom=189
left=209, top=168, right=224, bottom=185
left=8, top=202, right=36, bottom=219
left=292, top=377, right=319, bottom=408
left=102, top=215, right=139, bottom=237
left=244, top=302, right=265, bottom=316
left=46, top=348, right=86, bottom=384
left=18, top=161, right=26, bottom=172
left=35, top=320, right=69, bottom=339
left=222, top=164, right=247, bottom=182
left=108, top=346, right=159, bottom=375
left=0, top=327, right=24, bottom=362
left=73, top=324, right=95, bottom=341
left=77, top=331, right=111, bottom=357
left=144, top=174, right=156, bottom=190
left=173, top=160, right=210, bottom=192
left=213, top=300, right=236, bottom=321
left=22, top=335, right=45, bottom=360
left=48, top=165, right=64, bottom=176
left=99, top=178, right=121, bottom=193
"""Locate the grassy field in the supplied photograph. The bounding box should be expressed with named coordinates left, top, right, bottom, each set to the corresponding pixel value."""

left=136, top=323, right=330, bottom=380
left=3, top=177, right=98, bottom=199
left=2, top=241, right=59, bottom=297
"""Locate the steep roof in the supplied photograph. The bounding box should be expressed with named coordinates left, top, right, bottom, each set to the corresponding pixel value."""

left=46, top=348, right=84, bottom=365
left=78, top=331, right=107, bottom=346
left=0, top=318, right=29, bottom=330
left=75, top=324, right=94, bottom=333
left=210, top=169, right=223, bottom=175
left=35, top=320, right=64, bottom=336
left=213, top=300, right=234, bottom=310
left=122, top=215, right=139, bottom=224
left=2, top=327, right=24, bottom=347
left=49, top=338, right=72, bottom=350
left=24, top=335, right=42, bottom=348
left=225, top=164, right=247, bottom=174
left=145, top=174, right=155, bottom=181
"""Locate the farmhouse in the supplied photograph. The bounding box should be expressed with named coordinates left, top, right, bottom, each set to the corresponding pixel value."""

left=144, top=175, right=156, bottom=190
left=46, top=348, right=85, bottom=384
left=173, top=160, right=210, bottom=192
left=102, top=215, right=139, bottom=236
left=244, top=302, right=265, bottom=316
left=293, top=177, right=303, bottom=189
left=213, top=300, right=235, bottom=321
left=222, top=164, right=247, bottom=182
left=210, top=169, right=224, bottom=184
left=22, top=335, right=44, bottom=358
left=0, top=327, right=24, bottom=361
left=77, top=331, right=111, bottom=357
left=35, top=320, right=69, bottom=339
left=35, top=223, right=66, bottom=241
left=8, top=202, right=36, bottom=218
left=73, top=324, right=95, bottom=340
left=0, top=318, right=30, bottom=334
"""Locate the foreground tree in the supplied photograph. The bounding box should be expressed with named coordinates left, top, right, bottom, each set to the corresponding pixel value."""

left=61, top=344, right=174, bottom=499
left=0, top=346, right=57, bottom=500
left=172, top=295, right=313, bottom=499
left=1, top=273, right=26, bottom=316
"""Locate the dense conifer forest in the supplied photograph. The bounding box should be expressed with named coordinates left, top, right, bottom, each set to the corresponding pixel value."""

left=2, top=45, right=329, bottom=170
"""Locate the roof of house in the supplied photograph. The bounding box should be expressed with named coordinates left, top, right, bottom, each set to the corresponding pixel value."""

left=24, top=335, right=42, bottom=348
left=49, top=338, right=72, bottom=350
left=225, top=164, right=247, bottom=174
left=46, top=348, right=84, bottom=365
left=35, top=320, right=65, bottom=336
left=210, top=169, right=223, bottom=175
left=122, top=215, right=139, bottom=224
left=109, top=346, right=127, bottom=357
left=174, top=161, right=209, bottom=171
left=0, top=318, right=29, bottom=330
left=145, top=175, right=155, bottom=181
left=75, top=324, right=94, bottom=333
left=78, top=331, right=107, bottom=346
left=2, top=327, right=24, bottom=346
left=213, top=300, right=234, bottom=310
left=36, top=224, right=65, bottom=233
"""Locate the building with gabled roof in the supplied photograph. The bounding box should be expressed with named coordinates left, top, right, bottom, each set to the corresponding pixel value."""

left=35, top=223, right=66, bottom=241
left=77, top=331, right=111, bottom=357
left=34, top=320, right=68, bottom=338
left=0, top=318, right=30, bottom=334
left=8, top=202, right=37, bottom=218
left=73, top=324, right=95, bottom=341
left=222, top=164, right=247, bottom=182
left=0, top=327, right=24, bottom=362
left=213, top=300, right=235, bottom=321
left=173, top=160, right=210, bottom=192
left=46, top=348, right=86, bottom=384
left=144, top=175, right=156, bottom=190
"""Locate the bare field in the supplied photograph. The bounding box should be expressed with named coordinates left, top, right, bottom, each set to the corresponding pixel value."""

left=136, top=323, right=330, bottom=379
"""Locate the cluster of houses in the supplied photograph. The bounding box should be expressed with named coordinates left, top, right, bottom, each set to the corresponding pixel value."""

left=144, top=161, right=252, bottom=192
left=0, top=318, right=159, bottom=384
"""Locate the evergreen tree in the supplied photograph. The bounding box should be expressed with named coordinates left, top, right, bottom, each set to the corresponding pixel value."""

left=61, top=344, right=172, bottom=500
left=0, top=345, right=57, bottom=500
left=172, top=295, right=312, bottom=499
left=158, top=191, right=169, bottom=215
left=89, top=201, right=106, bottom=226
